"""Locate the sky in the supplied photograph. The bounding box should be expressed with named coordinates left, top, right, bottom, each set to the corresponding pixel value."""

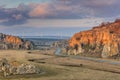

left=0, top=0, right=120, bottom=36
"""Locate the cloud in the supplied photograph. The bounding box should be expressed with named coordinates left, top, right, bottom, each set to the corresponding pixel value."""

left=25, top=0, right=120, bottom=18
left=79, top=0, right=120, bottom=17
left=19, top=18, right=105, bottom=28
left=29, top=3, right=54, bottom=18
left=82, top=0, right=117, bottom=7
left=0, top=5, right=28, bottom=26
left=28, top=2, right=83, bottom=19
left=52, top=0, right=120, bottom=17
left=0, top=0, right=120, bottom=26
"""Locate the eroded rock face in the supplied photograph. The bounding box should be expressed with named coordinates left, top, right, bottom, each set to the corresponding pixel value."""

left=69, top=19, right=120, bottom=58
left=0, top=33, right=33, bottom=50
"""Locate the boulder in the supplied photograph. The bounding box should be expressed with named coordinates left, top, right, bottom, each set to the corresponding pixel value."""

left=0, top=58, right=40, bottom=77
left=101, top=44, right=110, bottom=58
left=16, top=64, right=40, bottom=74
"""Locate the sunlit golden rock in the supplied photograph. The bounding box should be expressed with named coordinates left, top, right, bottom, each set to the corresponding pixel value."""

left=69, top=19, right=120, bottom=57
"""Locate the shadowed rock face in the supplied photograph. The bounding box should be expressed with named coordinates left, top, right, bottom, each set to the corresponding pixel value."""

left=0, top=33, right=33, bottom=50
left=69, top=19, right=120, bottom=58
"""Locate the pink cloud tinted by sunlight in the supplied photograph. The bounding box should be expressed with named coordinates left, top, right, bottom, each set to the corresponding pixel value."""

left=0, top=0, right=120, bottom=36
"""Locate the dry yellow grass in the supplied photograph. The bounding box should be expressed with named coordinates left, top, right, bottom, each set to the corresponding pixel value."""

left=0, top=50, right=52, bottom=62
left=0, top=50, right=120, bottom=80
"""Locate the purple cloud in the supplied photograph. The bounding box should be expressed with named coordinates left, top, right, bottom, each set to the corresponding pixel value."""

left=0, top=6, right=29, bottom=25
left=0, top=0, right=120, bottom=26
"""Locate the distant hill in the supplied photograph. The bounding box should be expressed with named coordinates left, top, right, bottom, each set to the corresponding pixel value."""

left=21, top=36, right=70, bottom=40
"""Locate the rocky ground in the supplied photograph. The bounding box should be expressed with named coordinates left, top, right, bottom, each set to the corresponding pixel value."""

left=0, top=50, right=120, bottom=80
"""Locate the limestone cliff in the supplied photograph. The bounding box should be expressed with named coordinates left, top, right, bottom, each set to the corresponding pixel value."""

left=0, top=33, right=33, bottom=50
left=69, top=19, right=120, bottom=58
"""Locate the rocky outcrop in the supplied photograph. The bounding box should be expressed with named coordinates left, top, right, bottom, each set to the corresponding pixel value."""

left=52, top=40, right=69, bottom=55
left=52, top=40, right=69, bottom=48
left=0, top=58, right=40, bottom=77
left=0, top=33, right=33, bottom=50
left=69, top=19, right=120, bottom=58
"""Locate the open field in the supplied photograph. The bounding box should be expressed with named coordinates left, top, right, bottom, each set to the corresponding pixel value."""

left=1, top=50, right=120, bottom=80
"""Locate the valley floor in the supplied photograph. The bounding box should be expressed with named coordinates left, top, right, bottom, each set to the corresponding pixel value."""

left=0, top=50, right=120, bottom=80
